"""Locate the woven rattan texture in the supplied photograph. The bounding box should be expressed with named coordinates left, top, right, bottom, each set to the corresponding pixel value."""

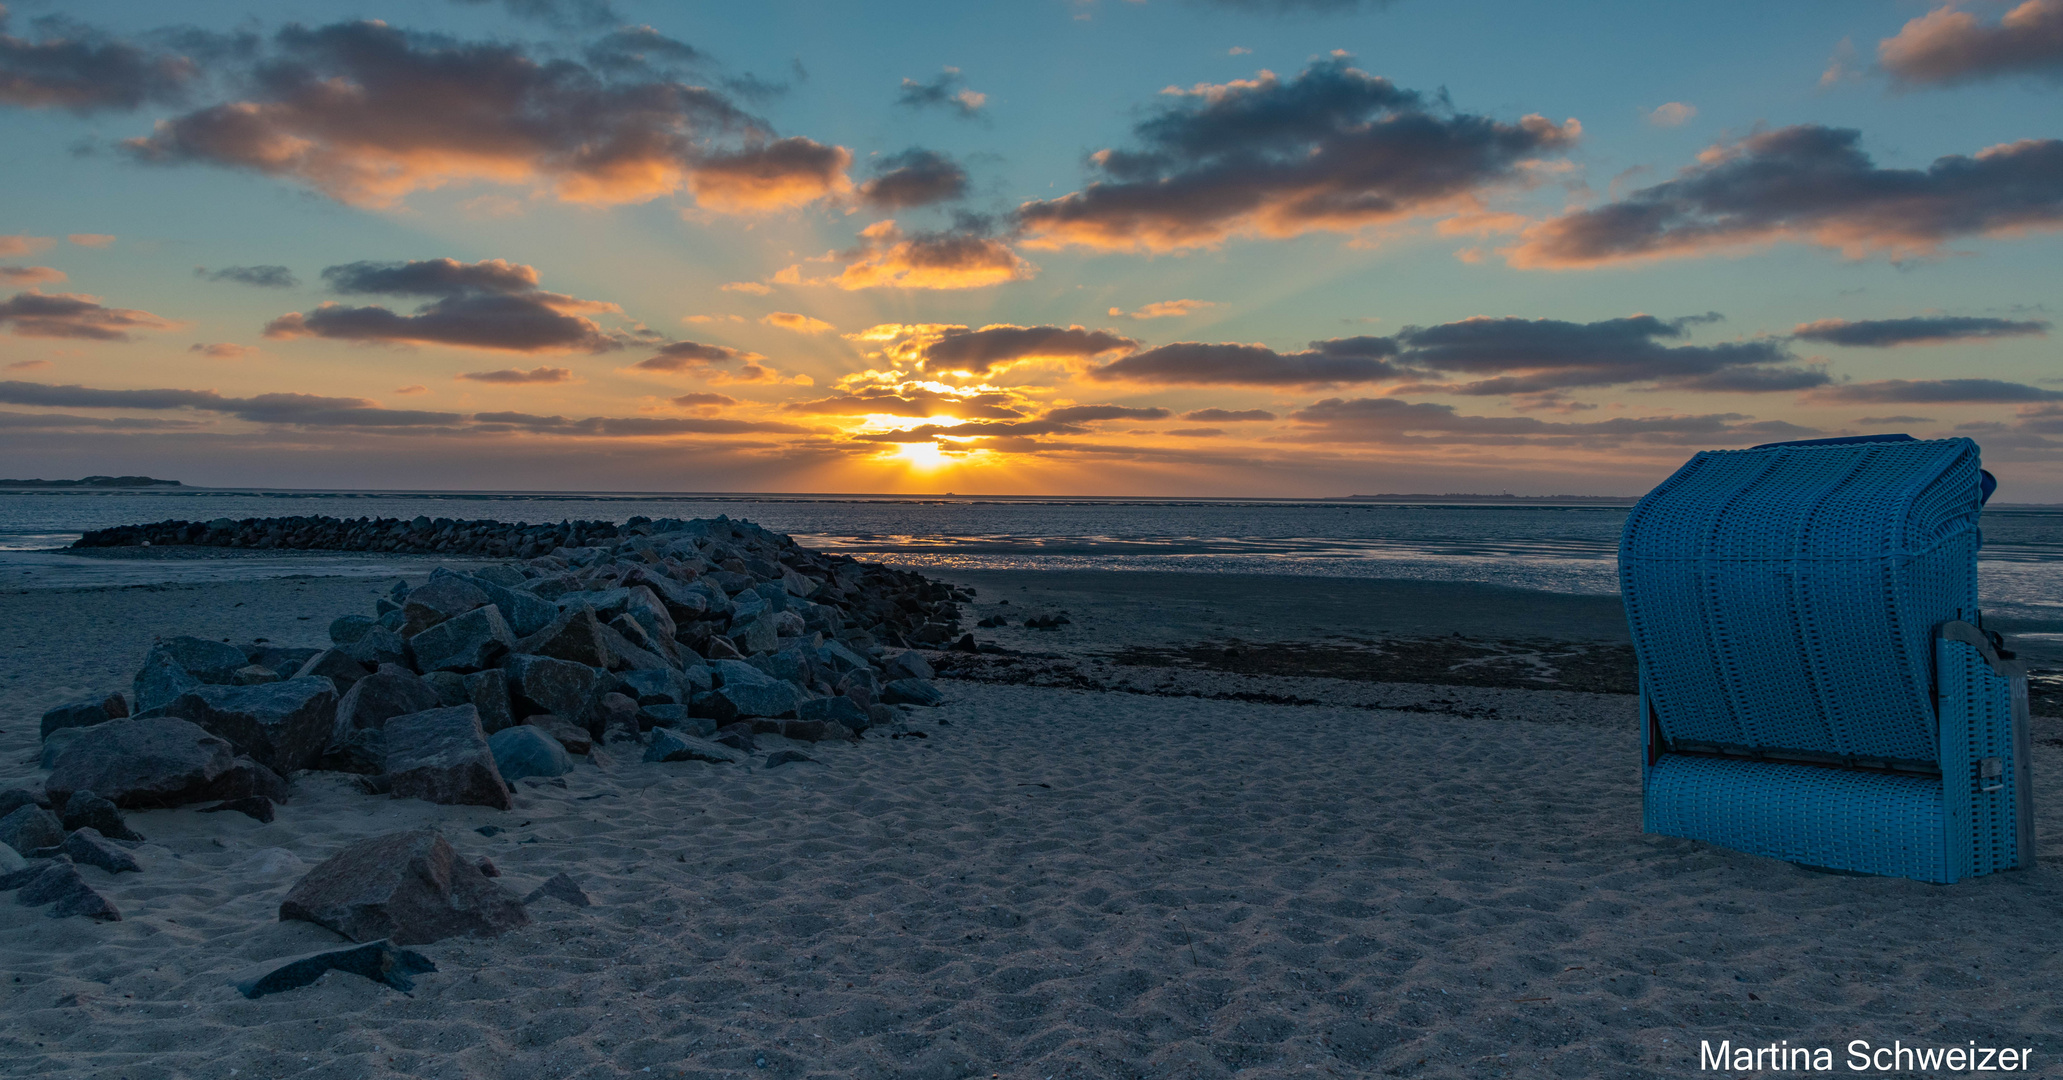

left=1939, top=638, right=2019, bottom=877
left=1621, top=439, right=1983, bottom=762
left=1644, top=755, right=1950, bottom=882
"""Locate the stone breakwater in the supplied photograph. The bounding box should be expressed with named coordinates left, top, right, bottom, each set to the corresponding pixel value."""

left=74, top=514, right=629, bottom=559
left=7, top=516, right=963, bottom=940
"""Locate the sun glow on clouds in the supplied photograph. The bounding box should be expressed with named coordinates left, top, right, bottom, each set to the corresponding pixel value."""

left=892, top=440, right=950, bottom=469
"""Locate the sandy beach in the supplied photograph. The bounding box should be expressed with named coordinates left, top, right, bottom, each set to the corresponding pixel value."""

left=2, top=562, right=2060, bottom=1079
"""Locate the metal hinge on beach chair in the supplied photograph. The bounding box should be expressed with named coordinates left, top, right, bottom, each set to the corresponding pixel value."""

left=1623, top=435, right=2036, bottom=884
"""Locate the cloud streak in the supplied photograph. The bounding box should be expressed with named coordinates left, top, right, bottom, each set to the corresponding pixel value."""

left=121, top=20, right=849, bottom=211
left=1509, top=125, right=2063, bottom=267
left=1015, top=55, right=1578, bottom=252
left=1791, top=315, right=2050, bottom=347
left=1805, top=379, right=2063, bottom=404
left=0, top=290, right=178, bottom=340
left=896, top=67, right=986, bottom=118
left=1879, top=0, right=2063, bottom=87
left=265, top=258, right=628, bottom=353
left=455, top=366, right=575, bottom=384
left=811, top=220, right=1035, bottom=291
left=0, top=266, right=65, bottom=286
left=197, top=264, right=298, bottom=288
left=1087, top=313, right=1818, bottom=395
left=628, top=340, right=763, bottom=374
left=0, top=378, right=810, bottom=437
left=0, top=11, right=199, bottom=113
left=1287, top=396, right=1818, bottom=447
left=858, top=148, right=969, bottom=209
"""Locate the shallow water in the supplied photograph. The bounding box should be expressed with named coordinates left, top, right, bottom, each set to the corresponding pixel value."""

left=1, top=490, right=2058, bottom=619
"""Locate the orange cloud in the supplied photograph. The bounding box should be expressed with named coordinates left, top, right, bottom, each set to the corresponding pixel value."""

left=808, top=221, right=1034, bottom=291
left=456, top=366, right=577, bottom=384
left=686, top=139, right=852, bottom=212
left=722, top=281, right=773, bottom=295
left=856, top=322, right=1137, bottom=377
left=0, top=236, right=54, bottom=257
left=1108, top=299, right=1215, bottom=320
left=121, top=21, right=850, bottom=213
left=762, top=311, right=835, bottom=333
left=1647, top=102, right=1696, bottom=127
left=1880, top=0, right=2063, bottom=86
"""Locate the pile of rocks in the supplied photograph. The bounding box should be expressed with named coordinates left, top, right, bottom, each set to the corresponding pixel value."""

left=9, top=516, right=961, bottom=921
left=74, top=513, right=622, bottom=558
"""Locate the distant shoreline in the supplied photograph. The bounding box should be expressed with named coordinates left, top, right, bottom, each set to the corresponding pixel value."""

left=0, top=475, right=180, bottom=489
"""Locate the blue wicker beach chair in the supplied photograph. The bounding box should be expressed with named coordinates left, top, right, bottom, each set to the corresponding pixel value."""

left=1621, top=435, right=2035, bottom=883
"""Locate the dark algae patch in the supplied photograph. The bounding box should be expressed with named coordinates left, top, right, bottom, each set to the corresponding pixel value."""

left=1105, top=636, right=1641, bottom=695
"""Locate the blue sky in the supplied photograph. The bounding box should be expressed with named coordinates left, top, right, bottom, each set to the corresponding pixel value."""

left=1, top=0, right=2060, bottom=495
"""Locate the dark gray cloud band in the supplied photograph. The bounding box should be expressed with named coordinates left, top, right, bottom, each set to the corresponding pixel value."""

left=1511, top=125, right=2063, bottom=267
left=1792, top=315, right=2049, bottom=347
left=1015, top=55, right=1577, bottom=251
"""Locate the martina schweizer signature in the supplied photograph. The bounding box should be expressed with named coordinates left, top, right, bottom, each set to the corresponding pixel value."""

left=1698, top=1039, right=2036, bottom=1072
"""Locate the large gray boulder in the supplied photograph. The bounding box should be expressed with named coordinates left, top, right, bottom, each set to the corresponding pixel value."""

left=46, top=717, right=289, bottom=810
left=884, top=650, right=934, bottom=681
left=294, top=648, right=371, bottom=693
left=146, top=636, right=251, bottom=684
left=166, top=677, right=338, bottom=774
left=798, top=695, right=870, bottom=728
left=40, top=729, right=84, bottom=769
left=512, top=605, right=613, bottom=668
left=597, top=621, right=670, bottom=671
left=620, top=585, right=678, bottom=644
left=409, top=604, right=513, bottom=673
left=487, top=725, right=572, bottom=781
left=524, top=714, right=591, bottom=755
left=40, top=692, right=128, bottom=739
left=623, top=570, right=710, bottom=623
left=132, top=649, right=202, bottom=715
left=332, top=665, right=443, bottom=764
left=501, top=653, right=599, bottom=725
left=54, top=828, right=140, bottom=874
left=616, top=667, right=698, bottom=707
left=0, top=805, right=64, bottom=857
left=0, top=790, right=39, bottom=819
left=379, top=706, right=511, bottom=810
left=401, top=576, right=489, bottom=636
left=605, top=614, right=677, bottom=667
left=731, top=615, right=778, bottom=655
left=461, top=575, right=557, bottom=636
left=343, top=626, right=410, bottom=669
left=0, top=856, right=120, bottom=921
left=710, top=658, right=773, bottom=689
left=58, top=791, right=141, bottom=842
left=329, top=614, right=379, bottom=645
left=421, top=670, right=469, bottom=706
left=278, top=829, right=528, bottom=945
left=816, top=638, right=874, bottom=675
left=463, top=669, right=515, bottom=733
left=692, top=681, right=800, bottom=723
left=337, top=665, right=443, bottom=727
